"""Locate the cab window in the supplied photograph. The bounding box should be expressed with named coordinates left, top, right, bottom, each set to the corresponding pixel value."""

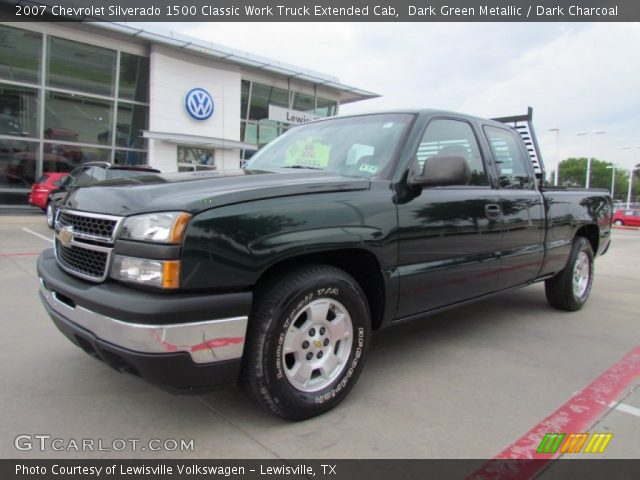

left=484, top=126, right=535, bottom=190
left=415, top=119, right=489, bottom=186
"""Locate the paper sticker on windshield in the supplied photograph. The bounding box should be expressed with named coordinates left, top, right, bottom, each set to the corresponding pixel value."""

left=285, top=138, right=330, bottom=168
left=359, top=163, right=378, bottom=174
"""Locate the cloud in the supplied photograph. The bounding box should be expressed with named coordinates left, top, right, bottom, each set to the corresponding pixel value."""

left=165, top=21, right=640, bottom=170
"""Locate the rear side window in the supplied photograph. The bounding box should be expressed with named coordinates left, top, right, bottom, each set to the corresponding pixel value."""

left=36, top=175, right=49, bottom=184
left=415, top=119, right=488, bottom=186
left=484, top=126, right=535, bottom=190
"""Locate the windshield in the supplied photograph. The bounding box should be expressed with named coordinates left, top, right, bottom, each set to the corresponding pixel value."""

left=246, top=113, right=414, bottom=178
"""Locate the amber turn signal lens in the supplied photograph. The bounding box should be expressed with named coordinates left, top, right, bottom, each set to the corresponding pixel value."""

left=161, top=260, right=181, bottom=289
left=170, top=212, right=192, bottom=244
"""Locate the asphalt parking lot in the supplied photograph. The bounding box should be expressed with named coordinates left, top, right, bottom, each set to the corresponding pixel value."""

left=1, top=211, right=638, bottom=460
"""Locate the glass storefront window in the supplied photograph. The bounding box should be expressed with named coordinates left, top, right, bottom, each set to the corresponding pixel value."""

left=117, top=103, right=147, bottom=149
left=257, top=120, right=280, bottom=145
left=243, top=120, right=285, bottom=147
left=114, top=150, right=147, bottom=166
left=240, top=149, right=257, bottom=167
left=248, top=83, right=289, bottom=121
left=177, top=146, right=215, bottom=171
left=43, top=142, right=110, bottom=164
left=0, top=25, right=41, bottom=84
left=243, top=80, right=338, bottom=135
left=0, top=29, right=150, bottom=208
left=243, top=122, right=256, bottom=145
left=44, top=91, right=113, bottom=145
left=178, top=165, right=217, bottom=172
left=119, top=53, right=149, bottom=103
left=242, top=81, right=340, bottom=157
left=241, top=80, right=250, bottom=120
left=0, top=85, right=39, bottom=138
left=316, top=97, right=337, bottom=117
left=293, top=92, right=315, bottom=113
left=0, top=139, right=39, bottom=187
left=47, top=36, right=116, bottom=97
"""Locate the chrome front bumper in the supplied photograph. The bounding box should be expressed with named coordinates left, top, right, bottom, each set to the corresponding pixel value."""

left=39, top=280, right=248, bottom=364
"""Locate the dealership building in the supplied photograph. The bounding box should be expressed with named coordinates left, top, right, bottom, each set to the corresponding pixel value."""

left=0, top=21, right=378, bottom=207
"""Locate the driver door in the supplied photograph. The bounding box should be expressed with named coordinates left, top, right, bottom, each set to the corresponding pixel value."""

left=395, top=118, right=503, bottom=318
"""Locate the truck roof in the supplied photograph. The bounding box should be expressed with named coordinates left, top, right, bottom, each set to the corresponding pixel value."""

left=311, top=108, right=512, bottom=129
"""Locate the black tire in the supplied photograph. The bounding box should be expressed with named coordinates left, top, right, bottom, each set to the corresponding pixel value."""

left=241, top=264, right=371, bottom=420
left=545, top=237, right=594, bottom=311
left=46, top=201, right=55, bottom=229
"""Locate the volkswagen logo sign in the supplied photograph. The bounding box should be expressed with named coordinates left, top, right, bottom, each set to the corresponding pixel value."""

left=185, top=88, right=214, bottom=120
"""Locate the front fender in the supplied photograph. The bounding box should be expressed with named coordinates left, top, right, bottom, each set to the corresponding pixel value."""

left=180, top=185, right=397, bottom=290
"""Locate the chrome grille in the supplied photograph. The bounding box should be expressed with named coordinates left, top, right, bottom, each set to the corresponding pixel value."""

left=56, top=239, right=109, bottom=280
left=54, top=209, right=123, bottom=282
left=57, top=210, right=118, bottom=241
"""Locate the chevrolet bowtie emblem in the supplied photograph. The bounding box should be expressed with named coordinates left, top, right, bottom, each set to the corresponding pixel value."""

left=57, top=226, right=73, bottom=248
left=313, top=340, right=323, bottom=348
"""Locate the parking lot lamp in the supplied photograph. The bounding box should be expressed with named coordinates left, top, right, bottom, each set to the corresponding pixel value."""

left=577, top=131, right=606, bottom=189
left=622, top=146, right=640, bottom=206
left=606, top=165, right=616, bottom=199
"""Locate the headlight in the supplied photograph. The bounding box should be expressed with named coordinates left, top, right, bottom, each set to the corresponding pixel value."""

left=111, top=255, right=180, bottom=289
left=120, top=212, right=191, bottom=244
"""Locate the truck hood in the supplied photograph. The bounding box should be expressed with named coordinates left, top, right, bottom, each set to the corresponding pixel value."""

left=63, top=169, right=370, bottom=216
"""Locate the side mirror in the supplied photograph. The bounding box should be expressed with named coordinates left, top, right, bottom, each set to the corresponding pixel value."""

left=409, top=155, right=471, bottom=187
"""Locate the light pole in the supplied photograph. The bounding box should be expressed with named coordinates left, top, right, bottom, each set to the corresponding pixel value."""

left=622, top=146, right=640, bottom=206
left=577, top=131, right=606, bottom=189
left=627, top=167, right=634, bottom=207
left=606, top=165, right=616, bottom=199
left=549, top=127, right=560, bottom=185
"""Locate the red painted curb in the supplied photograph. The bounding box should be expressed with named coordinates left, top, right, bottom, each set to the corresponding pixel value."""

left=468, top=346, right=640, bottom=479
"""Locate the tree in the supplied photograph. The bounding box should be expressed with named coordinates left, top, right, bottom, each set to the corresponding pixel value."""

left=557, top=157, right=640, bottom=201
left=630, top=163, right=640, bottom=204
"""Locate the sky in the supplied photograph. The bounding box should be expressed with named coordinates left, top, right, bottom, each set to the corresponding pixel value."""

left=160, top=22, right=640, bottom=174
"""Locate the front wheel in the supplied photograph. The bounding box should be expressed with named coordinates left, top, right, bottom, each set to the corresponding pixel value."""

left=613, top=219, right=624, bottom=226
left=545, top=237, right=594, bottom=311
left=46, top=202, right=55, bottom=229
left=241, top=264, right=371, bottom=420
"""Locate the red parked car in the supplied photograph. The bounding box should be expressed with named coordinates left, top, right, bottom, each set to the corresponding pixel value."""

left=28, top=172, right=69, bottom=212
left=613, top=209, right=640, bottom=227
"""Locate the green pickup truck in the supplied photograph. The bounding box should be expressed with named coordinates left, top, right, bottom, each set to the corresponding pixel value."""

left=37, top=108, right=613, bottom=420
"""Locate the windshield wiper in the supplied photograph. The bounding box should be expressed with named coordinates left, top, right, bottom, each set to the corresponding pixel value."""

left=282, top=165, right=324, bottom=170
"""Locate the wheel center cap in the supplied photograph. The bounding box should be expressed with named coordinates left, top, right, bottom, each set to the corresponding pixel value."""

left=312, top=340, right=323, bottom=348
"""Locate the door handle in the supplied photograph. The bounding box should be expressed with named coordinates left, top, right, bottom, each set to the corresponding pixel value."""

left=485, top=204, right=502, bottom=220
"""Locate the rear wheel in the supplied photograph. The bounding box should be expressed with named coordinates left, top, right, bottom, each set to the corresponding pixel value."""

left=241, top=264, right=371, bottom=420
left=613, top=219, right=624, bottom=226
left=46, top=202, right=55, bottom=229
left=545, top=237, right=594, bottom=311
